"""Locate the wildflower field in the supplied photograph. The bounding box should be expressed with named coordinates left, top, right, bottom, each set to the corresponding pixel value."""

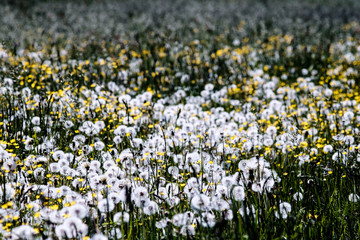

left=2, top=0, right=360, bottom=239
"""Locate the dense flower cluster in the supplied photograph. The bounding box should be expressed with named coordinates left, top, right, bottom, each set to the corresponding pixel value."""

left=2, top=1, right=360, bottom=239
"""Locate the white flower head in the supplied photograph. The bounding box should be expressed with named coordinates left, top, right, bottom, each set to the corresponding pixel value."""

left=349, top=193, right=359, bottom=202
left=232, top=186, right=246, bottom=201
left=31, top=116, right=41, bottom=125
left=323, top=145, right=333, bottom=153
left=293, top=192, right=303, bottom=201
left=191, top=194, right=210, bottom=211
left=275, top=202, right=291, bottom=219
left=98, top=199, right=115, bottom=213
left=143, top=201, right=159, bottom=215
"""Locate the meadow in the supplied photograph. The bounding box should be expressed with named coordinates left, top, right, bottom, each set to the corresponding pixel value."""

left=1, top=0, right=360, bottom=239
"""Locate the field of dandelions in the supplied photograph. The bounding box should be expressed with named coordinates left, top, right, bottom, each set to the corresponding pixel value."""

left=2, top=0, right=360, bottom=239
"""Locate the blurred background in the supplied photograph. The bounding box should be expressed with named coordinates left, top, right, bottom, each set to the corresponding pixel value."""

left=2, top=0, right=360, bottom=48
